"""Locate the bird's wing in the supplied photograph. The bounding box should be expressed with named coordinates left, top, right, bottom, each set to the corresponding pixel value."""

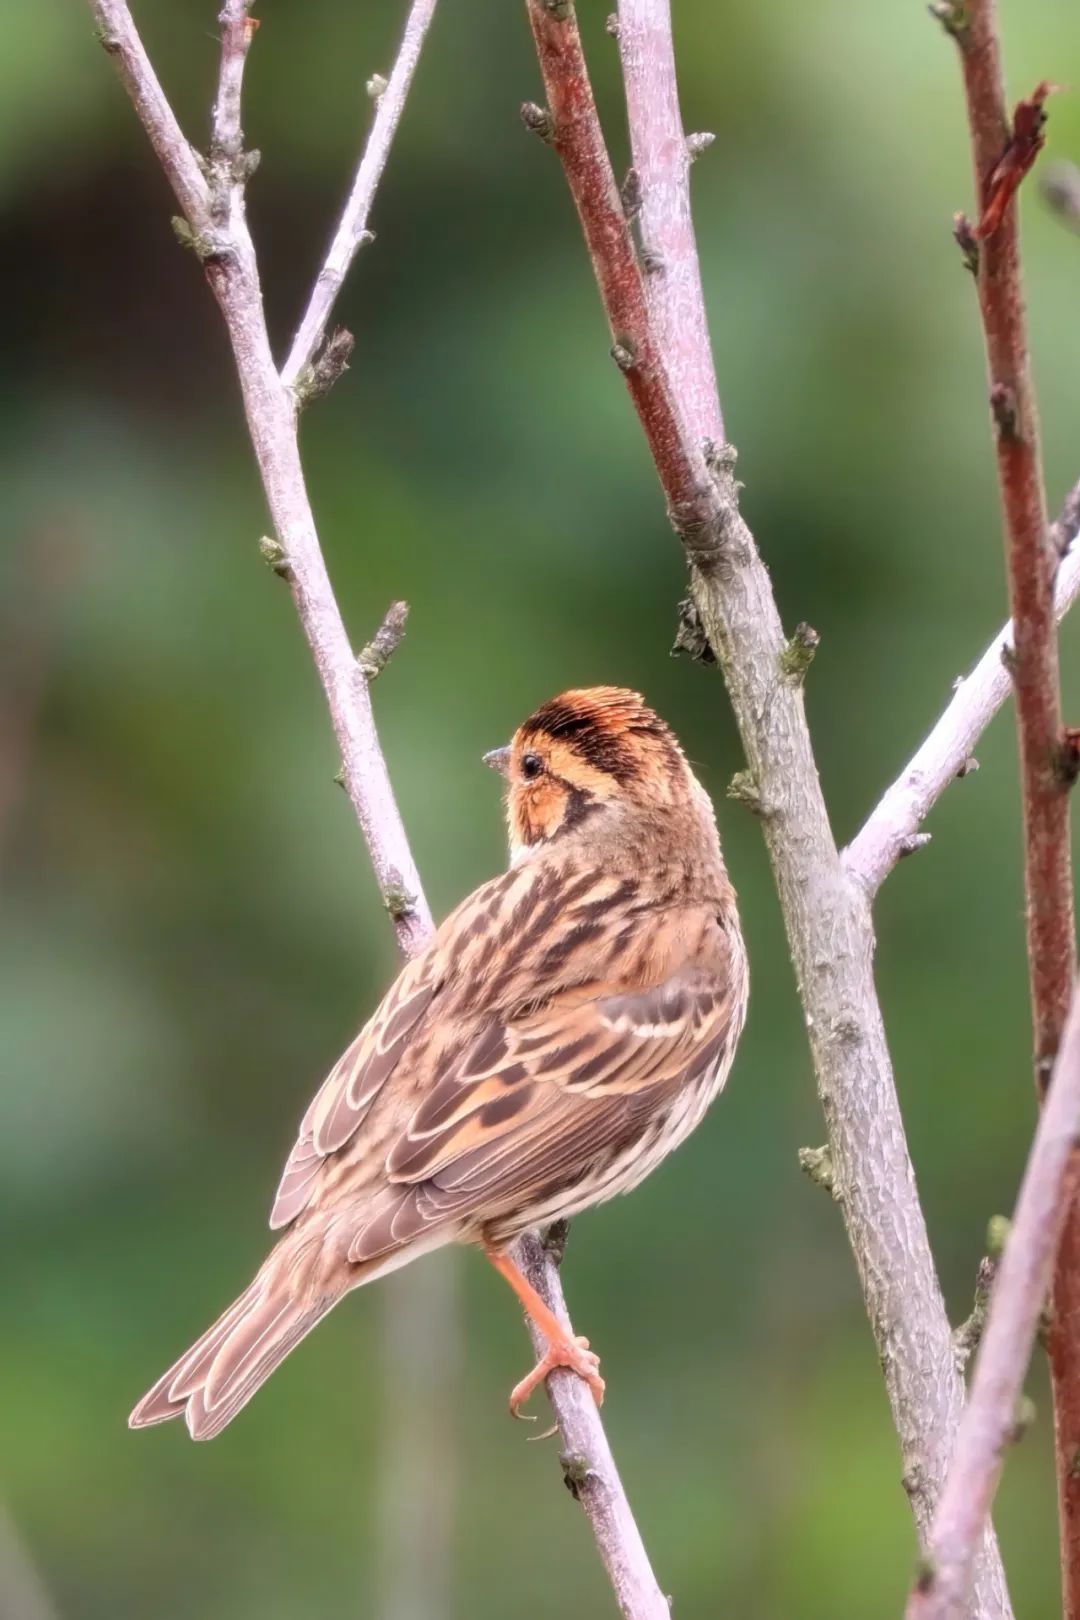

left=346, top=907, right=743, bottom=1261
left=270, top=858, right=576, bottom=1229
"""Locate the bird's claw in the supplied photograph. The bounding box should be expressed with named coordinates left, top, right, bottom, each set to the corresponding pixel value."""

left=508, top=1333, right=605, bottom=1419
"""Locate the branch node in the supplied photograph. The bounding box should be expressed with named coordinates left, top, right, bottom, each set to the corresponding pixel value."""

left=914, top=1552, right=938, bottom=1596
left=798, top=1143, right=838, bottom=1197
left=382, top=870, right=417, bottom=922
left=357, top=601, right=410, bottom=682
left=610, top=337, right=638, bottom=373
left=520, top=101, right=555, bottom=143
left=541, top=0, right=574, bottom=17
left=779, top=622, right=820, bottom=683
left=1000, top=640, right=1019, bottom=678
left=94, top=24, right=121, bottom=52
left=989, top=382, right=1019, bottom=441
left=366, top=72, right=388, bottom=101
left=620, top=167, right=642, bottom=221
left=686, top=132, right=715, bottom=162
left=1052, top=727, right=1080, bottom=789
left=726, top=770, right=770, bottom=817
left=898, top=832, right=932, bottom=860
left=953, top=212, right=979, bottom=275
left=170, top=214, right=223, bottom=263
left=902, top=1463, right=930, bottom=1509
left=928, top=0, right=970, bottom=42
left=258, top=535, right=294, bottom=581
left=604, top=12, right=619, bottom=36
left=670, top=596, right=717, bottom=666
left=956, top=755, right=980, bottom=779
left=543, top=1218, right=570, bottom=1266
left=291, top=326, right=355, bottom=412
left=953, top=1255, right=998, bottom=1366
left=641, top=248, right=665, bottom=275
left=561, top=1451, right=594, bottom=1499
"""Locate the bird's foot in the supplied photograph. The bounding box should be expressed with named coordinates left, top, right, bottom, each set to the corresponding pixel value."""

left=509, top=1332, right=605, bottom=1419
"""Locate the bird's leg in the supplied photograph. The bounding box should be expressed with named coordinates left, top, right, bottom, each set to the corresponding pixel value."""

left=485, top=1247, right=605, bottom=1417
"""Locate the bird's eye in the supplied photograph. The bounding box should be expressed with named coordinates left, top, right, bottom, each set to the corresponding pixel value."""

left=521, top=752, right=544, bottom=781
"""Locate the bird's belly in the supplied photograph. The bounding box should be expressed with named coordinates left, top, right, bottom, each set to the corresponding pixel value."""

left=489, top=1050, right=732, bottom=1242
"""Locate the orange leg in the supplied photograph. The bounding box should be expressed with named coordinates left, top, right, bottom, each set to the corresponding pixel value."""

left=485, top=1248, right=605, bottom=1418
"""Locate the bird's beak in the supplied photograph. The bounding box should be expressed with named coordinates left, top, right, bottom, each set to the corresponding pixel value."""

left=483, top=746, right=512, bottom=777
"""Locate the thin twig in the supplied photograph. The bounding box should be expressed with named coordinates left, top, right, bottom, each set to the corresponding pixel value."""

left=87, top=4, right=663, bottom=1610
left=845, top=495, right=1080, bottom=894
left=944, top=6, right=1080, bottom=1611
left=516, top=1233, right=671, bottom=1620
left=281, top=0, right=440, bottom=390
left=906, top=977, right=1080, bottom=1620
left=527, top=0, right=1015, bottom=1610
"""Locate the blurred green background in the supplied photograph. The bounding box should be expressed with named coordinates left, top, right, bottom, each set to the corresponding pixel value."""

left=4, top=0, right=1080, bottom=1616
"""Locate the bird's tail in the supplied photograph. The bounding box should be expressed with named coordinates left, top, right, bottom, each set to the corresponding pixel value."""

left=129, top=1247, right=344, bottom=1441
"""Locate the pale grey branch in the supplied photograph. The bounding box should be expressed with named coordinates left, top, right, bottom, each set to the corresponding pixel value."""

left=87, top=3, right=661, bottom=1611
left=515, top=1233, right=671, bottom=1620
left=906, top=975, right=1080, bottom=1620
left=281, top=0, right=440, bottom=390
left=845, top=520, right=1080, bottom=895
left=615, top=0, right=1014, bottom=1609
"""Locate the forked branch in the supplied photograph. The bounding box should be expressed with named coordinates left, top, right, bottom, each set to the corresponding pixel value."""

left=87, top=3, right=665, bottom=1612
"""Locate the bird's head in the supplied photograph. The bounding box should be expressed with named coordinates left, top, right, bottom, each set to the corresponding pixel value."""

left=484, top=686, right=707, bottom=862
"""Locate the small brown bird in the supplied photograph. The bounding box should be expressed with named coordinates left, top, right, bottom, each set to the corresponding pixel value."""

left=130, top=687, right=747, bottom=1439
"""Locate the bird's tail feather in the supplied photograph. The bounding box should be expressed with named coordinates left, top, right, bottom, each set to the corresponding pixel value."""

left=129, top=1265, right=342, bottom=1441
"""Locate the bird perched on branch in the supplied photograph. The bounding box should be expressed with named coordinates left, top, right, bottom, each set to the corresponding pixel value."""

left=130, top=687, right=748, bottom=1439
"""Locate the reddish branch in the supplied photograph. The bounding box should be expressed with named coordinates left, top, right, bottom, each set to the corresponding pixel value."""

left=946, top=3, right=1080, bottom=1609
left=523, top=3, right=727, bottom=567
left=524, top=1, right=1012, bottom=1614
left=906, top=978, right=1080, bottom=1620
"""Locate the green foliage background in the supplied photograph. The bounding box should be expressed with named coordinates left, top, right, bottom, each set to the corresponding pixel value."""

left=4, top=1, right=1080, bottom=1615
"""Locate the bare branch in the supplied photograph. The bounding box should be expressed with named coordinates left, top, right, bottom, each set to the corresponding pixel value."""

left=943, top=7, right=1080, bottom=1610
left=616, top=0, right=722, bottom=447
left=514, top=1233, right=671, bottom=1620
left=906, top=978, right=1080, bottom=1620
left=88, top=3, right=663, bottom=1608
left=281, top=0, right=440, bottom=390
left=89, top=1, right=209, bottom=226
left=845, top=496, right=1080, bottom=895
left=526, top=0, right=1015, bottom=1608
